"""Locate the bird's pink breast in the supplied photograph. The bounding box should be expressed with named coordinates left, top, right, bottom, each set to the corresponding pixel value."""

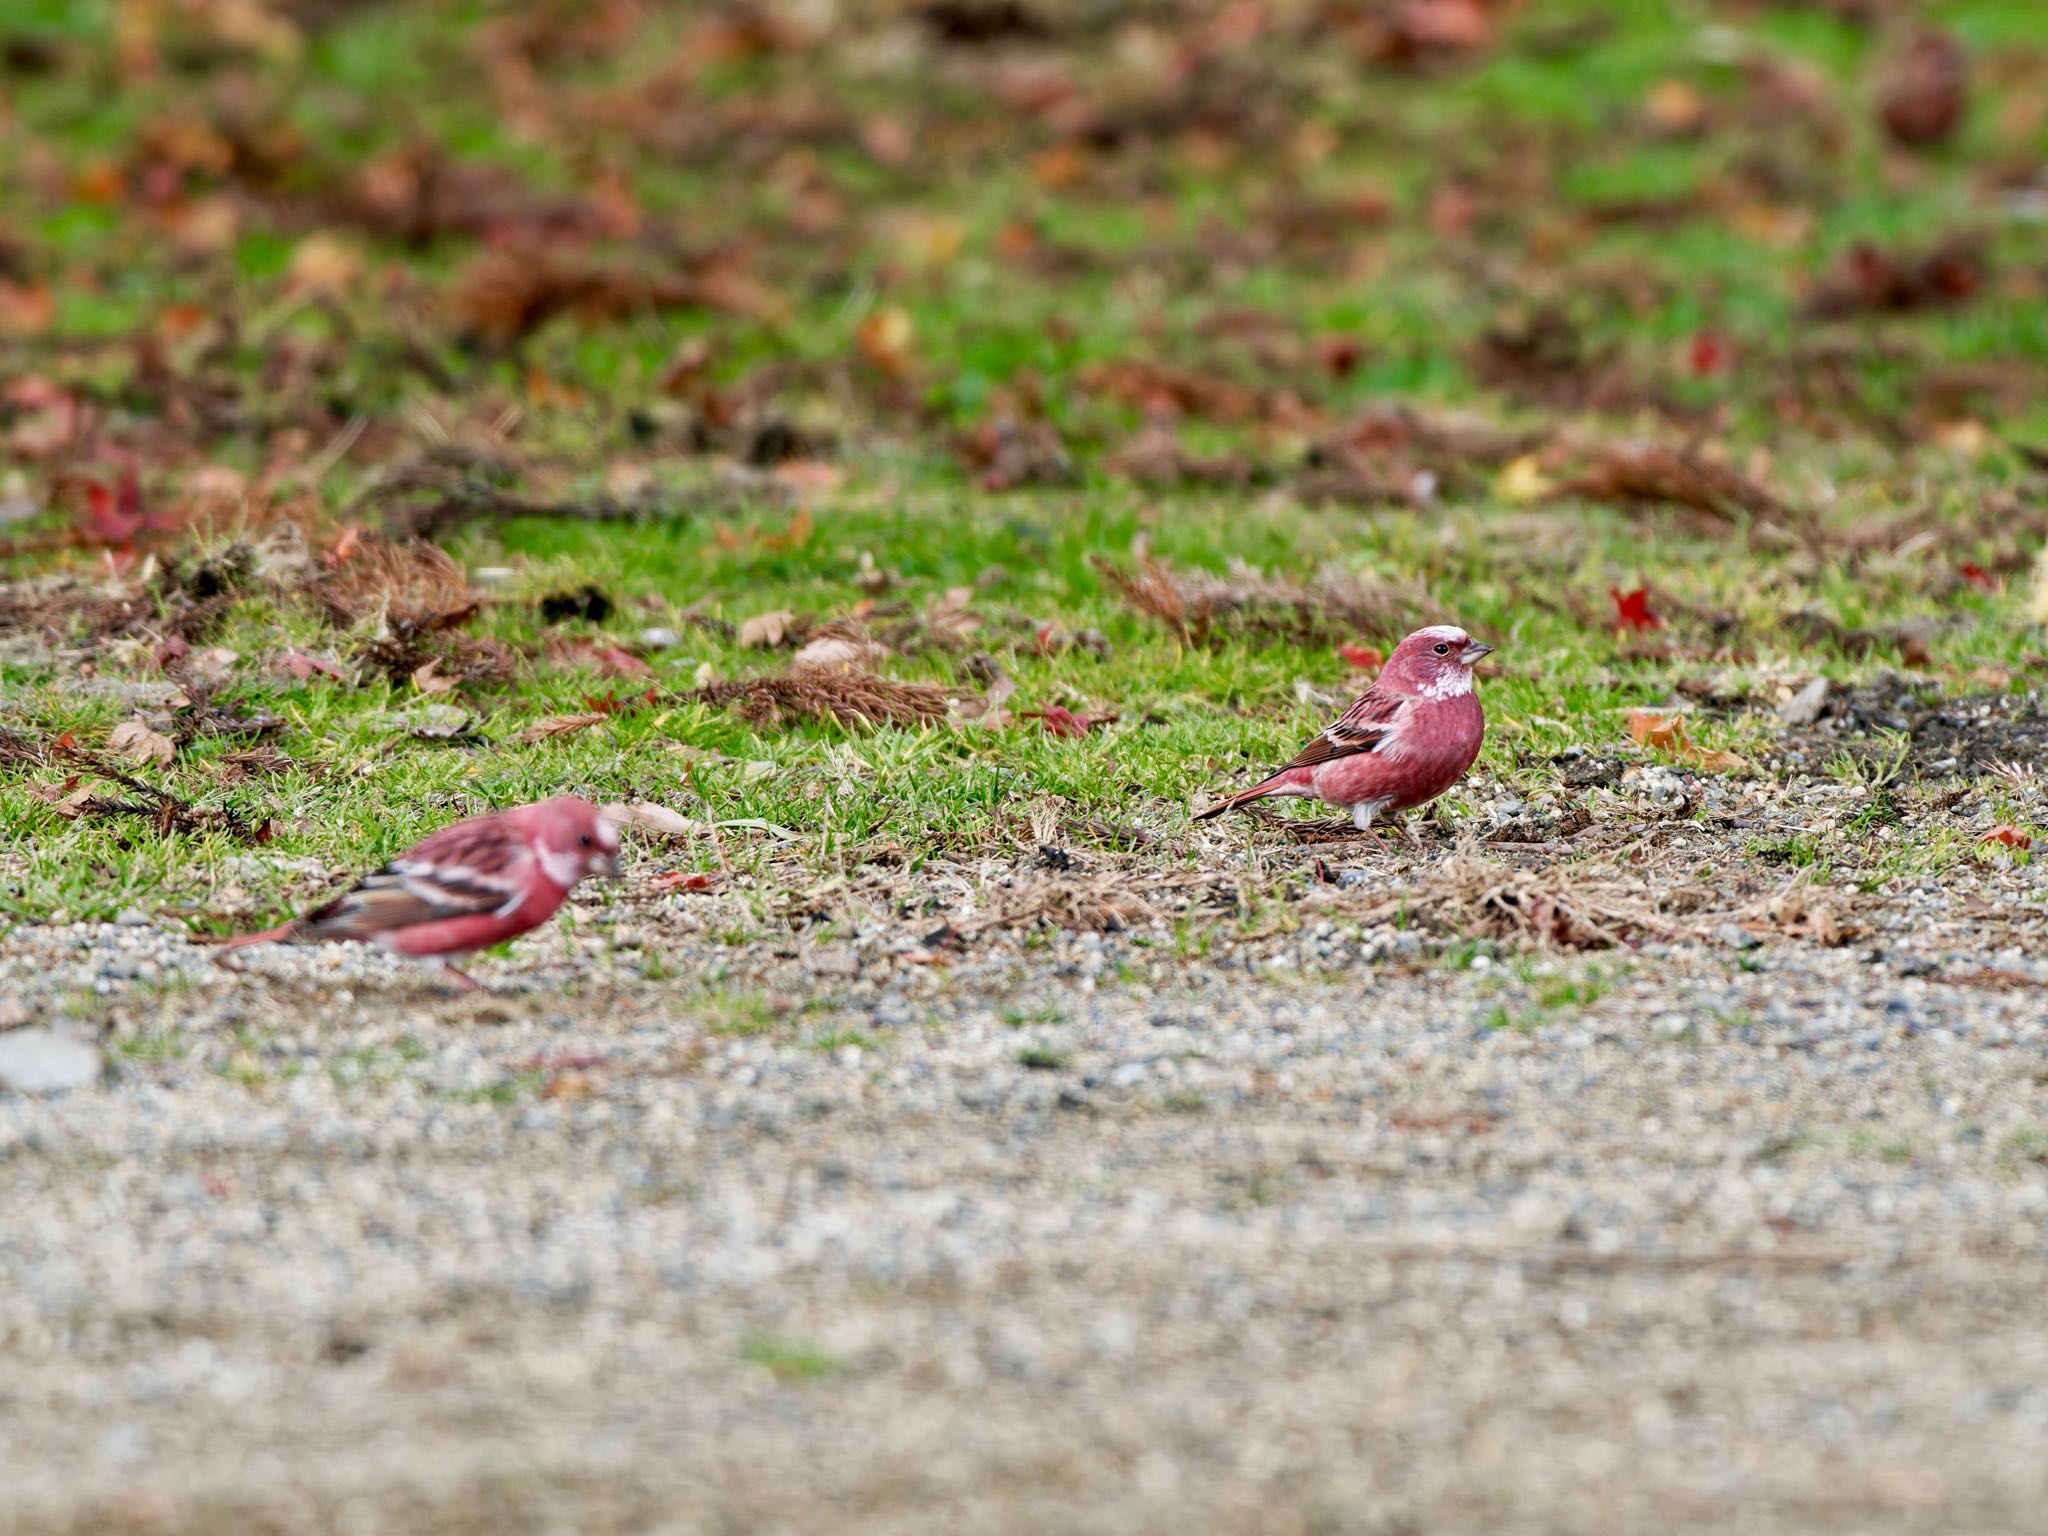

left=1310, top=692, right=1482, bottom=811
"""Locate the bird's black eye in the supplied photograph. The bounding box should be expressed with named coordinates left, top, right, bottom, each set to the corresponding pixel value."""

left=580, top=834, right=592, bottom=846
left=1433, top=642, right=1449, bottom=655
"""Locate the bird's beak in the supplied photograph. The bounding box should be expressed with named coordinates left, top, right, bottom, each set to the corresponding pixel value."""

left=1465, top=642, right=1496, bottom=662
left=594, top=851, right=622, bottom=879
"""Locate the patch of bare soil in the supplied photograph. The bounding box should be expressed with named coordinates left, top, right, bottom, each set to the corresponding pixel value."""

left=1778, top=675, right=2048, bottom=779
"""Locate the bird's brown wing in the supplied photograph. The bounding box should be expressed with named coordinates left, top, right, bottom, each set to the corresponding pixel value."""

left=298, top=817, right=532, bottom=939
left=1272, top=684, right=1407, bottom=771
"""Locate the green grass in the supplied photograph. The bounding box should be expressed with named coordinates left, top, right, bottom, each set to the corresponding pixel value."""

left=740, top=1334, right=841, bottom=1383
left=0, top=0, right=2044, bottom=926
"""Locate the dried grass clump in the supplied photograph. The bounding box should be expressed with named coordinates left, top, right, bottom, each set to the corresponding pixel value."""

left=1096, top=554, right=1436, bottom=647
left=314, top=528, right=514, bottom=687
left=692, top=668, right=964, bottom=730
left=1349, top=858, right=1701, bottom=950
left=1803, top=237, right=1983, bottom=320
left=965, top=874, right=1160, bottom=936
left=1731, top=884, right=1859, bottom=947
left=1299, top=404, right=1544, bottom=505
left=318, top=534, right=475, bottom=629
left=355, top=630, right=516, bottom=688
left=451, top=249, right=783, bottom=346
left=349, top=452, right=684, bottom=540
left=0, top=551, right=253, bottom=648
left=30, top=740, right=269, bottom=840
left=1558, top=442, right=1790, bottom=523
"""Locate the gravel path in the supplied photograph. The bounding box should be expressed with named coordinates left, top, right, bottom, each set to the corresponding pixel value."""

left=5, top=835, right=2048, bottom=1534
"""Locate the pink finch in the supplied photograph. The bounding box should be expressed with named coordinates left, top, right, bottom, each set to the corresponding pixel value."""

left=217, top=796, right=621, bottom=990
left=1196, top=624, right=1492, bottom=839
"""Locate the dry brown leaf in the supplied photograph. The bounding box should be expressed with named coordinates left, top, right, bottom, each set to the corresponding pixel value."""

left=791, top=634, right=885, bottom=672
left=739, top=609, right=796, bottom=648
left=28, top=778, right=95, bottom=818
left=856, top=306, right=915, bottom=378
left=108, top=720, right=175, bottom=768
left=285, top=233, right=364, bottom=297
left=1628, top=711, right=1748, bottom=773
left=411, top=658, right=458, bottom=694
left=514, top=712, right=608, bottom=745
left=951, top=674, right=1017, bottom=727
left=923, top=587, right=981, bottom=647
left=601, top=802, right=705, bottom=840
left=771, top=461, right=843, bottom=495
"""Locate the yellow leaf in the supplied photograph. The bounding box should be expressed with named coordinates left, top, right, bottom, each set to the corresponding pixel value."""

left=1643, top=79, right=1706, bottom=135
left=1494, top=453, right=1554, bottom=504
left=855, top=306, right=915, bottom=378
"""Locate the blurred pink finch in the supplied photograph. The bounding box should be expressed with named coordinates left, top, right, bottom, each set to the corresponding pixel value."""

left=1196, top=624, right=1492, bottom=838
left=217, top=796, right=621, bottom=990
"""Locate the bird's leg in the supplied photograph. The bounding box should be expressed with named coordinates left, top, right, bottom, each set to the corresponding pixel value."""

left=438, top=960, right=486, bottom=993
left=1394, top=816, right=1422, bottom=849
left=1350, top=802, right=1390, bottom=845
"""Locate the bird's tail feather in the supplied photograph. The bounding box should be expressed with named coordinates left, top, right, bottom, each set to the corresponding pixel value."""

left=213, top=922, right=300, bottom=952
left=1194, top=770, right=1302, bottom=821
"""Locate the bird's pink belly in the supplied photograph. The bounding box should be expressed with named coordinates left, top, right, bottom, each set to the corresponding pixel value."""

left=375, top=889, right=569, bottom=958
left=1311, top=727, right=1480, bottom=811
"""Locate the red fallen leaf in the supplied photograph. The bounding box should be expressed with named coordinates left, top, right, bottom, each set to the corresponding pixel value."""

left=1959, top=563, right=1997, bottom=594
left=1315, top=335, right=1365, bottom=379
left=654, top=870, right=719, bottom=892
left=78, top=473, right=142, bottom=547
left=1022, top=705, right=1117, bottom=739
left=1687, top=330, right=1732, bottom=378
left=1034, top=621, right=1067, bottom=656
left=1610, top=586, right=1664, bottom=633
left=329, top=523, right=366, bottom=564
left=1979, top=824, right=2031, bottom=850
left=1338, top=644, right=1384, bottom=670
left=77, top=465, right=177, bottom=552
left=582, top=687, right=660, bottom=715
left=155, top=636, right=190, bottom=669
left=279, top=650, right=348, bottom=682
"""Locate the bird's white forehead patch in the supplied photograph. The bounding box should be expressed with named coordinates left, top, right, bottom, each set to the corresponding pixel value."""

left=1414, top=624, right=1469, bottom=644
